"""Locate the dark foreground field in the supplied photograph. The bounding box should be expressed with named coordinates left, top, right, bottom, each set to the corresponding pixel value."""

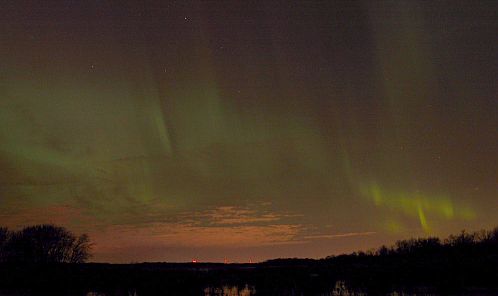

left=0, top=255, right=496, bottom=295
left=1, top=228, right=497, bottom=295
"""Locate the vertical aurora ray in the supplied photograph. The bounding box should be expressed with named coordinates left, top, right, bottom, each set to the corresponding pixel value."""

left=417, top=204, right=429, bottom=232
left=359, top=182, right=475, bottom=233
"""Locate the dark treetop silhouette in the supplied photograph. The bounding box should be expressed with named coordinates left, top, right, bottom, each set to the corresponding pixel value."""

left=0, top=225, right=497, bottom=295
left=0, top=224, right=92, bottom=264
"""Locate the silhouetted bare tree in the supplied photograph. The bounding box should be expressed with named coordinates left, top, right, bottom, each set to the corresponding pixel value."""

left=3, top=224, right=92, bottom=263
left=69, top=233, right=92, bottom=263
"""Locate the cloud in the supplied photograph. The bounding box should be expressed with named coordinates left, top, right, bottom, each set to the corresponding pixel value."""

left=93, top=223, right=303, bottom=251
left=90, top=205, right=305, bottom=254
left=178, top=206, right=291, bottom=226
left=303, top=231, right=376, bottom=240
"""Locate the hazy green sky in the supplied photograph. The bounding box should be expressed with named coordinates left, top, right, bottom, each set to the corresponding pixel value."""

left=1, top=1, right=497, bottom=262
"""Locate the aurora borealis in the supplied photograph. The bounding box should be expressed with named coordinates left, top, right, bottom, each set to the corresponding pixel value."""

left=0, top=1, right=497, bottom=263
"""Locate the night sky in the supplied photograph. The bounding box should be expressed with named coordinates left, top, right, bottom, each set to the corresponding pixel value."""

left=1, top=1, right=497, bottom=263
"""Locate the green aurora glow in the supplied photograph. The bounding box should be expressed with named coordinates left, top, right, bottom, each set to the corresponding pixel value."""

left=0, top=1, right=496, bottom=262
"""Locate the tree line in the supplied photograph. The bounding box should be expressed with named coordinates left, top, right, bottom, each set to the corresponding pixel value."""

left=341, top=226, right=498, bottom=258
left=259, top=226, right=498, bottom=294
left=0, top=224, right=92, bottom=264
